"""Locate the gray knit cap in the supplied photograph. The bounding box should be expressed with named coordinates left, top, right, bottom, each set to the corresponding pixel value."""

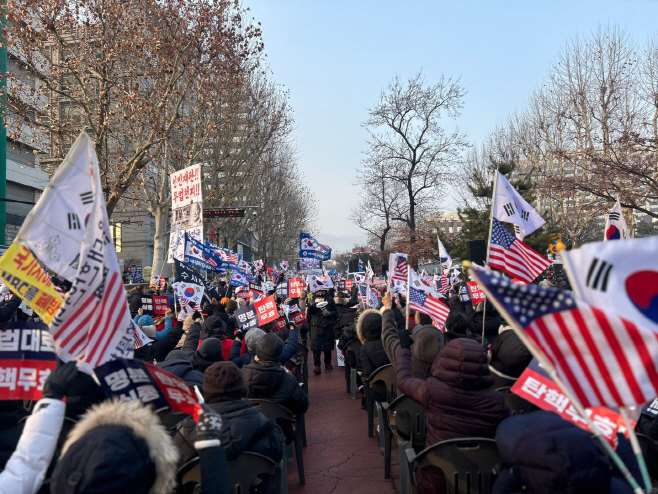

left=244, top=328, right=265, bottom=353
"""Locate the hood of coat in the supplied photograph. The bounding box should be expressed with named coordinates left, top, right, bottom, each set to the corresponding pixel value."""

left=430, top=338, right=493, bottom=390
left=411, top=324, right=444, bottom=364
left=357, top=308, right=383, bottom=344
left=334, top=297, right=350, bottom=306
left=183, top=315, right=196, bottom=333
left=141, top=325, right=157, bottom=340
left=59, top=399, right=179, bottom=494
left=489, top=330, right=532, bottom=378
left=202, top=314, right=226, bottom=336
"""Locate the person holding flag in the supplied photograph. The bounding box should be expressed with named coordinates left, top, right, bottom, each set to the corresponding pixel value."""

left=307, top=284, right=337, bottom=374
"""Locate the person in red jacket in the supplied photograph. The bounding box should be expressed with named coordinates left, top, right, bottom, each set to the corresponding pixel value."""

left=395, top=333, right=509, bottom=494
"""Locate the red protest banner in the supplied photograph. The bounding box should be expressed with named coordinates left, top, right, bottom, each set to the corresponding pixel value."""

left=254, top=295, right=279, bottom=326
left=466, top=281, right=485, bottom=305
left=153, top=296, right=169, bottom=315
left=275, top=318, right=287, bottom=331
left=288, top=278, right=303, bottom=298
left=344, top=279, right=353, bottom=291
left=512, top=363, right=632, bottom=448
left=289, top=304, right=307, bottom=325
left=0, top=322, right=57, bottom=401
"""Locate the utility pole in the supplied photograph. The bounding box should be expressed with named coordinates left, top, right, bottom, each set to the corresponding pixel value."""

left=0, top=0, right=8, bottom=246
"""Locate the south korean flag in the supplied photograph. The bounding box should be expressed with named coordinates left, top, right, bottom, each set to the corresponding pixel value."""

left=604, top=200, right=630, bottom=242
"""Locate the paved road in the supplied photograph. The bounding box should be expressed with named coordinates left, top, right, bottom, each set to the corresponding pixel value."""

left=288, top=353, right=400, bottom=494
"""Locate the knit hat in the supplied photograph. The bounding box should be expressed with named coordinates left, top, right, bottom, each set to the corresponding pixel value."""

left=191, top=339, right=224, bottom=373
left=256, top=332, right=284, bottom=362
left=137, top=315, right=154, bottom=327
left=244, top=328, right=265, bottom=353
left=203, top=362, right=243, bottom=401
left=165, top=350, right=188, bottom=361
left=226, top=299, right=238, bottom=311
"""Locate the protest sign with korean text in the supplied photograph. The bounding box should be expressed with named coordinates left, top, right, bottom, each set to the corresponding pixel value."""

left=152, top=296, right=169, bottom=315
left=0, top=322, right=57, bottom=400
left=0, top=244, right=64, bottom=324
left=288, top=278, right=304, bottom=298
left=466, top=281, right=485, bottom=305
left=233, top=305, right=260, bottom=331
left=289, top=304, right=307, bottom=325
left=512, top=360, right=631, bottom=447
left=254, top=296, right=279, bottom=326
left=276, top=281, right=289, bottom=299
left=94, top=358, right=198, bottom=415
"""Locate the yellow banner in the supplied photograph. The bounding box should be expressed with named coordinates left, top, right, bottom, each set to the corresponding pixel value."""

left=0, top=244, right=64, bottom=324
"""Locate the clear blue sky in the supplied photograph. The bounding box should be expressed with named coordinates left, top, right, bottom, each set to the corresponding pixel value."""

left=247, top=1, right=658, bottom=253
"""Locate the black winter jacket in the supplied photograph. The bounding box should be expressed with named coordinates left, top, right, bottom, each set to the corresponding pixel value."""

left=359, top=340, right=391, bottom=379
left=135, top=321, right=185, bottom=362
left=174, top=398, right=283, bottom=464
left=489, top=330, right=532, bottom=379
left=307, top=294, right=337, bottom=352
left=200, top=315, right=227, bottom=339
left=242, top=361, right=309, bottom=417
left=182, top=322, right=202, bottom=359
left=0, top=295, right=21, bottom=322
left=156, top=359, right=204, bottom=388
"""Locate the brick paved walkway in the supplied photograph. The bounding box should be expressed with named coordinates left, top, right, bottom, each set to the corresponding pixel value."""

left=288, top=353, right=399, bottom=494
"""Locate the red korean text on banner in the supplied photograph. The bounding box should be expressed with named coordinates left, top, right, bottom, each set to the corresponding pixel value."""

left=512, top=362, right=632, bottom=448
left=275, top=318, right=287, bottom=331
left=0, top=322, right=57, bottom=401
left=466, top=281, right=485, bottom=305
left=289, top=304, right=307, bottom=325
left=95, top=358, right=199, bottom=415
left=254, top=296, right=279, bottom=326
left=344, top=279, right=353, bottom=291
left=288, top=278, right=303, bottom=298
left=152, top=296, right=170, bottom=315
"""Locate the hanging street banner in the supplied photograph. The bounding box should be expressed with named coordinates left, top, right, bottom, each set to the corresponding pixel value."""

left=169, top=164, right=203, bottom=263
left=0, top=322, right=57, bottom=401
left=0, top=244, right=64, bottom=324
left=299, top=232, right=332, bottom=261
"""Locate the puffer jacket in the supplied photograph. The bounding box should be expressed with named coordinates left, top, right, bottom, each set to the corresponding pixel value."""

left=307, top=293, right=337, bottom=352
left=489, top=329, right=532, bottom=379
left=381, top=309, right=444, bottom=379
left=395, top=339, right=509, bottom=447
left=174, top=398, right=283, bottom=464
left=242, top=361, right=309, bottom=417
left=357, top=309, right=390, bottom=378
left=0, top=398, right=65, bottom=494
left=155, top=359, right=204, bottom=388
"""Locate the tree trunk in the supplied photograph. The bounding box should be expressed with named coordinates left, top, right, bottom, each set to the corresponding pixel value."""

left=151, top=203, right=171, bottom=279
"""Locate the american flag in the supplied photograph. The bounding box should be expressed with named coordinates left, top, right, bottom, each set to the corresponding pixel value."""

left=202, top=253, right=219, bottom=268
left=436, top=274, right=449, bottom=295
left=489, top=219, right=551, bottom=284
left=473, top=267, right=658, bottom=408
left=391, top=254, right=408, bottom=282
left=408, top=287, right=450, bottom=327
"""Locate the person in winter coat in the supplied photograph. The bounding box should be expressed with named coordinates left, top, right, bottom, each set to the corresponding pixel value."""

left=129, top=285, right=144, bottom=316
left=357, top=309, right=391, bottom=402
left=0, top=400, right=26, bottom=470
left=229, top=328, right=265, bottom=368
left=0, top=293, right=21, bottom=322
left=181, top=312, right=204, bottom=358
left=175, top=362, right=283, bottom=467
left=381, top=295, right=444, bottom=379
left=469, top=300, right=501, bottom=344
left=199, top=312, right=233, bottom=360
left=443, top=311, right=478, bottom=344
left=0, top=361, right=78, bottom=494
left=134, top=312, right=186, bottom=363
left=395, top=336, right=509, bottom=494
left=492, top=411, right=639, bottom=494
left=337, top=323, right=360, bottom=376
left=333, top=292, right=352, bottom=339
left=243, top=333, right=310, bottom=443
left=134, top=309, right=172, bottom=341
left=50, top=399, right=231, bottom=494
left=307, top=288, right=338, bottom=374
left=191, top=339, right=225, bottom=373
left=488, top=325, right=532, bottom=388
left=156, top=350, right=204, bottom=388
left=212, top=301, right=235, bottom=335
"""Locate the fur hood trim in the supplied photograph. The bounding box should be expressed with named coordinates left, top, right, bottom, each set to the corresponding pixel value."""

left=61, top=399, right=179, bottom=494
left=334, top=297, right=350, bottom=306
left=183, top=314, right=195, bottom=332
left=357, top=308, right=381, bottom=344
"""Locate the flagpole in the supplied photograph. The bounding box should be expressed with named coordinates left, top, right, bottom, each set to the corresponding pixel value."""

left=172, top=289, right=179, bottom=319
left=621, top=407, right=652, bottom=492
left=405, top=263, right=410, bottom=332
left=481, top=170, right=499, bottom=345
left=469, top=264, right=645, bottom=494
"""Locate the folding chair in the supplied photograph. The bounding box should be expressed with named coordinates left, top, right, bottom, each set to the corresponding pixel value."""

left=343, top=339, right=363, bottom=400
left=408, top=438, right=502, bottom=494
left=250, top=399, right=305, bottom=485
left=366, top=364, right=397, bottom=478
left=386, top=394, right=427, bottom=494
left=177, top=451, right=278, bottom=494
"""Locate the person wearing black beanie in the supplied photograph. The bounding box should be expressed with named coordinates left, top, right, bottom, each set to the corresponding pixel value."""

left=191, top=338, right=224, bottom=373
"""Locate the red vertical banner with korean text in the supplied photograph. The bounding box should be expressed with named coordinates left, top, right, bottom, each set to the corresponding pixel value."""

left=254, top=296, right=279, bottom=326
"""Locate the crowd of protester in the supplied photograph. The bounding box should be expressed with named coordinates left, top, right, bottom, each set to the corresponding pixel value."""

left=0, top=274, right=655, bottom=494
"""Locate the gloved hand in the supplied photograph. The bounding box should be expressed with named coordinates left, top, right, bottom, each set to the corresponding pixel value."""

left=177, top=311, right=187, bottom=322
left=235, top=330, right=245, bottom=341
left=321, top=308, right=331, bottom=317
left=42, top=360, right=78, bottom=400
left=195, top=404, right=223, bottom=449
left=398, top=330, right=413, bottom=350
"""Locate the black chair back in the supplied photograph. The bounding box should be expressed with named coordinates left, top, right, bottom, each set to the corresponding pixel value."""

left=343, top=339, right=363, bottom=370
left=388, top=394, right=427, bottom=449
left=412, top=438, right=501, bottom=494
left=369, top=363, right=397, bottom=402
left=177, top=452, right=278, bottom=494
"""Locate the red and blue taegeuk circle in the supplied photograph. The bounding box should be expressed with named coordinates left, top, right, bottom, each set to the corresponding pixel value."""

left=625, top=271, right=658, bottom=325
